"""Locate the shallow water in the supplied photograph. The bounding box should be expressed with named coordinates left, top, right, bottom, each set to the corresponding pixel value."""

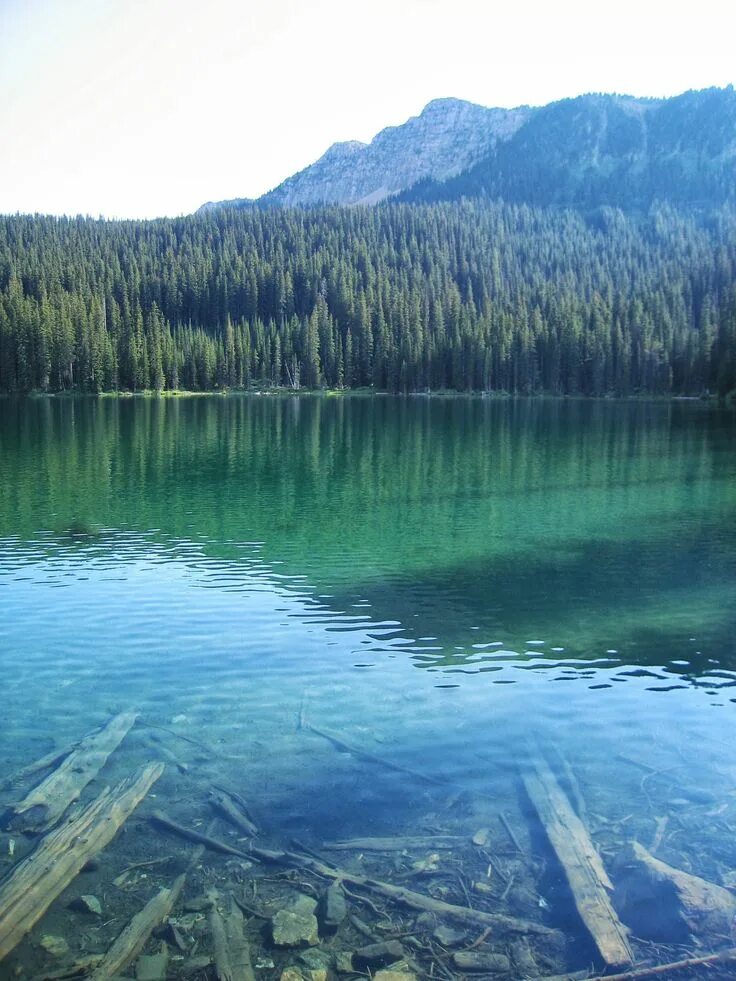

left=1, top=395, right=735, bottom=976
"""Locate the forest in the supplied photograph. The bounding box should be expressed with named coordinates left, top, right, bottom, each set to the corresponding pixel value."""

left=0, top=199, right=735, bottom=397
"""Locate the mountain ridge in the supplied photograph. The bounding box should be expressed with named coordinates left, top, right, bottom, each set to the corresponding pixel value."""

left=199, top=86, right=736, bottom=214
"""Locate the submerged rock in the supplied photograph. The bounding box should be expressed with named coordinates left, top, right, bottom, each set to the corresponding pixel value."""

left=69, top=893, right=102, bottom=916
left=136, top=946, right=169, bottom=981
left=511, top=939, right=538, bottom=975
left=452, top=951, right=511, bottom=973
left=182, top=895, right=214, bottom=913
left=432, top=924, right=466, bottom=947
left=298, top=948, right=333, bottom=972
left=40, top=935, right=69, bottom=958
left=180, top=955, right=212, bottom=975
left=272, top=908, right=320, bottom=947
left=353, top=941, right=405, bottom=970
left=318, top=882, right=347, bottom=932
left=334, top=952, right=354, bottom=973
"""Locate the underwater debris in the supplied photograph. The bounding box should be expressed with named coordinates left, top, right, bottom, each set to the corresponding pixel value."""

left=0, top=763, right=163, bottom=960
left=522, top=752, right=633, bottom=969
left=4, top=710, right=139, bottom=832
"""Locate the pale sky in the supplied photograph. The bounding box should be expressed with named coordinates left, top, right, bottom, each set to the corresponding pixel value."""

left=0, top=0, right=734, bottom=219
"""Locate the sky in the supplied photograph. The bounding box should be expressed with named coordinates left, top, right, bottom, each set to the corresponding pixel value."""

left=0, top=0, right=734, bottom=219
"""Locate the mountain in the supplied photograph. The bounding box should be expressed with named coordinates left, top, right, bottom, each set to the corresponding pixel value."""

left=402, top=87, right=736, bottom=210
left=200, top=86, right=736, bottom=213
left=199, top=98, right=530, bottom=210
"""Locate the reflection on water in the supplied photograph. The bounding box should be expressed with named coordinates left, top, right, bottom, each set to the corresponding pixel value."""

left=0, top=395, right=735, bottom=976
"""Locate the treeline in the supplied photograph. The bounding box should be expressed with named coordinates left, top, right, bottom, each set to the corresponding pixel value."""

left=0, top=200, right=735, bottom=396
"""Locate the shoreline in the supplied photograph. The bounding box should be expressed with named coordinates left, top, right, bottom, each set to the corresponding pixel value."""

left=1, top=387, right=730, bottom=405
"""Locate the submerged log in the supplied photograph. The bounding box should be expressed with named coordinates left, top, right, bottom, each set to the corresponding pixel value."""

left=247, top=843, right=557, bottom=937
left=209, top=894, right=256, bottom=981
left=150, top=810, right=255, bottom=860
left=0, top=762, right=163, bottom=961
left=323, top=835, right=463, bottom=851
left=522, top=755, right=633, bottom=969
left=5, top=710, right=139, bottom=832
left=616, top=841, right=736, bottom=940
left=305, top=721, right=446, bottom=786
left=209, top=787, right=258, bottom=837
left=0, top=738, right=82, bottom=793
left=90, top=874, right=185, bottom=980
left=582, top=946, right=736, bottom=981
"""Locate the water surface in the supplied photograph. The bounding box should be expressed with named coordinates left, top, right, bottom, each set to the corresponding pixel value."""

left=1, top=395, right=735, bottom=974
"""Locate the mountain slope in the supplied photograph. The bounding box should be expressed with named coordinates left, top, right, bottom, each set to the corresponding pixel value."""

left=199, top=86, right=736, bottom=213
left=200, top=98, right=530, bottom=210
left=402, top=87, right=736, bottom=209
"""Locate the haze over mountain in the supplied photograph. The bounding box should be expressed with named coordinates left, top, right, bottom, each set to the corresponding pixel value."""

left=200, top=86, right=736, bottom=213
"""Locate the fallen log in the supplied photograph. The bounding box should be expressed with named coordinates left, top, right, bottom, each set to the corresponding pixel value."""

left=90, top=873, right=185, bottom=980
left=582, top=945, right=736, bottom=981
left=247, top=843, right=557, bottom=937
left=32, top=954, right=103, bottom=979
left=0, top=739, right=81, bottom=793
left=305, top=721, right=446, bottom=786
left=5, top=710, right=139, bottom=832
left=0, top=762, right=163, bottom=961
left=209, top=893, right=256, bottom=981
left=323, top=835, right=463, bottom=851
left=151, top=810, right=256, bottom=861
left=616, top=841, right=736, bottom=939
left=147, top=734, right=189, bottom=774
left=209, top=787, right=258, bottom=837
left=522, top=755, right=633, bottom=969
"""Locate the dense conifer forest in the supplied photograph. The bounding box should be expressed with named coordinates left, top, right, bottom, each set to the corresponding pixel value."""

left=1, top=200, right=735, bottom=397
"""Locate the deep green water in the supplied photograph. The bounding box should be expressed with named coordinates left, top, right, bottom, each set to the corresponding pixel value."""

left=1, top=395, right=735, bottom=970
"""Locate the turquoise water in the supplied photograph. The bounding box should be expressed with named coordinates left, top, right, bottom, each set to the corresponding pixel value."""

left=1, top=395, right=735, bottom=976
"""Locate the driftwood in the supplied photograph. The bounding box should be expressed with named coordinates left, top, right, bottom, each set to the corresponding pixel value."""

left=583, top=946, right=736, bottom=981
left=32, top=954, right=104, bottom=979
left=0, top=738, right=82, bottom=793
left=90, top=873, right=185, bottom=979
left=522, top=755, right=633, bottom=969
left=323, top=835, right=463, bottom=851
left=142, top=722, right=220, bottom=758
left=617, top=841, right=736, bottom=939
left=0, top=762, right=163, bottom=961
left=305, top=721, right=446, bottom=786
left=209, top=787, right=258, bottom=836
left=151, top=810, right=255, bottom=861
left=5, top=710, right=139, bottom=832
left=247, top=843, right=557, bottom=937
left=209, top=894, right=256, bottom=981
left=147, top=733, right=189, bottom=773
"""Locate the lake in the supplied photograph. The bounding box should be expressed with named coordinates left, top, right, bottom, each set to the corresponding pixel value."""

left=1, top=394, right=735, bottom=979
